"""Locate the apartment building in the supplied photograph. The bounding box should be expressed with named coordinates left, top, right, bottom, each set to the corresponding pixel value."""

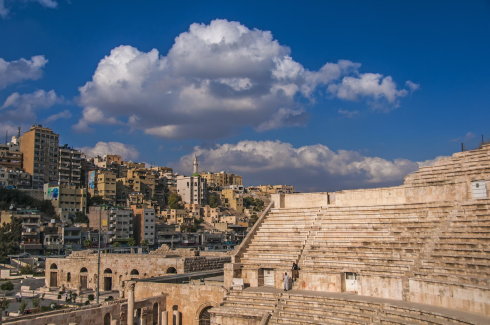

left=0, top=167, right=31, bottom=188
left=200, top=171, right=243, bottom=188
left=176, top=175, right=207, bottom=205
left=131, top=207, right=156, bottom=245
left=87, top=206, right=134, bottom=243
left=88, top=170, right=116, bottom=203
left=108, top=208, right=134, bottom=243
left=221, top=188, right=244, bottom=213
left=44, top=184, right=87, bottom=220
left=58, top=144, right=82, bottom=187
left=0, top=143, right=22, bottom=170
left=20, top=125, right=59, bottom=188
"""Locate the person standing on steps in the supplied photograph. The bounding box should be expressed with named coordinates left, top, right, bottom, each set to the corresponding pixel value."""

left=283, top=272, right=290, bottom=291
left=292, top=262, right=300, bottom=282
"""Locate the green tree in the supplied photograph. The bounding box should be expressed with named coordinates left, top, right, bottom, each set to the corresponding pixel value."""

left=73, top=212, right=89, bottom=224
left=83, top=239, right=92, bottom=248
left=112, top=242, right=121, bottom=247
left=0, top=218, right=22, bottom=261
left=88, top=195, right=105, bottom=206
left=0, top=297, right=10, bottom=323
left=32, top=297, right=40, bottom=308
left=0, top=188, right=55, bottom=218
left=127, top=238, right=136, bottom=246
left=19, top=264, right=35, bottom=275
left=167, top=193, right=183, bottom=209
left=0, top=281, right=13, bottom=291
left=19, top=301, right=27, bottom=314
left=207, top=192, right=221, bottom=208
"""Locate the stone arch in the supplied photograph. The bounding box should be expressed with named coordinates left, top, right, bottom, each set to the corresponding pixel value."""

left=79, top=267, right=88, bottom=290
left=49, top=263, right=58, bottom=287
left=152, top=302, right=159, bottom=325
left=166, top=267, right=177, bottom=274
left=66, top=272, right=71, bottom=282
left=130, top=269, right=139, bottom=275
left=198, top=306, right=212, bottom=325
left=103, top=268, right=113, bottom=291
left=195, top=303, right=218, bottom=325
left=103, top=312, right=111, bottom=325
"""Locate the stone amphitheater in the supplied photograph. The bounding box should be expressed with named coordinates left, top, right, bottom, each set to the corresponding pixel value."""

left=212, top=144, right=490, bottom=324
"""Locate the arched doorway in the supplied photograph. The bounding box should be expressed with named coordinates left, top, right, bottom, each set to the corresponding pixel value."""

left=198, top=306, right=212, bottom=325
left=130, top=269, right=139, bottom=279
left=152, top=302, right=159, bottom=325
left=166, top=267, right=177, bottom=274
left=103, top=268, right=113, bottom=291
left=49, top=263, right=58, bottom=287
left=103, top=312, right=111, bottom=325
left=80, top=267, right=88, bottom=290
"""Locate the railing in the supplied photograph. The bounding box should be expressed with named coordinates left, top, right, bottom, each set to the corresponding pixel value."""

left=232, top=201, right=273, bottom=263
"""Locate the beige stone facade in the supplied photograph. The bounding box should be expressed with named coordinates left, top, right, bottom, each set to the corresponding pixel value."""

left=45, top=250, right=230, bottom=293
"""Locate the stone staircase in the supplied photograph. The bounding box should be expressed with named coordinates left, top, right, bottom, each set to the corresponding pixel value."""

left=238, top=208, right=321, bottom=268
left=211, top=288, right=489, bottom=325
left=299, top=203, right=452, bottom=277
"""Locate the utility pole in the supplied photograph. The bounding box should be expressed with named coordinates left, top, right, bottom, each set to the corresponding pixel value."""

left=96, top=206, right=102, bottom=304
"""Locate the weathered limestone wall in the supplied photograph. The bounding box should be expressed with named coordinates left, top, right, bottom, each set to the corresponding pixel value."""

left=271, top=192, right=329, bottom=208
left=183, top=256, right=230, bottom=273
left=46, top=254, right=183, bottom=292
left=46, top=253, right=229, bottom=293
left=133, top=281, right=226, bottom=325
left=4, top=300, right=123, bottom=325
left=408, top=280, right=490, bottom=316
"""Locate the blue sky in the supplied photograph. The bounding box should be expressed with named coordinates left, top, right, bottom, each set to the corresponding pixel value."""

left=1, top=0, right=489, bottom=190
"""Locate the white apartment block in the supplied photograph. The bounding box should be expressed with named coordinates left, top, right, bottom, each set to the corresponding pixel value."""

left=176, top=175, right=207, bottom=205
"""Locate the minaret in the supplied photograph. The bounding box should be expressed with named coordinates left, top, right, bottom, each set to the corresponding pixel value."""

left=193, top=154, right=199, bottom=175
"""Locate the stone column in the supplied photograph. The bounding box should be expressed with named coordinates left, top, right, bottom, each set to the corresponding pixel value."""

left=161, top=311, right=168, bottom=325
left=173, top=310, right=180, bottom=325
left=127, top=282, right=135, bottom=325
left=140, top=307, right=148, bottom=325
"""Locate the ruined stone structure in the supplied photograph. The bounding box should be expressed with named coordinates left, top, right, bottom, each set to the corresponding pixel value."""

left=213, top=144, right=490, bottom=324
left=45, top=249, right=230, bottom=294
left=5, top=286, right=165, bottom=325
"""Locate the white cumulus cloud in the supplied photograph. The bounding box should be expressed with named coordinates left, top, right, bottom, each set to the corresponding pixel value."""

left=44, top=109, right=71, bottom=123
left=328, top=73, right=418, bottom=108
left=79, top=141, right=139, bottom=161
left=177, top=140, right=419, bottom=191
left=1, top=89, right=62, bottom=123
left=77, top=19, right=416, bottom=139
left=0, top=55, right=47, bottom=89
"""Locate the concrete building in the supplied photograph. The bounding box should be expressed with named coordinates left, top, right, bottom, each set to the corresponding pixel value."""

left=44, top=184, right=87, bottom=220
left=58, top=144, right=82, bottom=187
left=132, top=207, right=156, bottom=245
left=221, top=188, right=244, bottom=213
left=176, top=175, right=207, bottom=205
left=88, top=170, right=117, bottom=203
left=15, top=210, right=43, bottom=254
left=0, top=167, right=31, bottom=188
left=19, top=125, right=60, bottom=188
left=108, top=208, right=134, bottom=243
left=87, top=206, right=134, bottom=243
left=0, top=143, right=22, bottom=170
left=200, top=171, right=243, bottom=189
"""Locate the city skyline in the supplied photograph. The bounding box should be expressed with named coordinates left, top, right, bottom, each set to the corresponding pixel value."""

left=1, top=0, right=489, bottom=191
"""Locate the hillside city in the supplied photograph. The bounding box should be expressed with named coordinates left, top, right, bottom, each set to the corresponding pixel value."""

left=0, top=124, right=294, bottom=258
